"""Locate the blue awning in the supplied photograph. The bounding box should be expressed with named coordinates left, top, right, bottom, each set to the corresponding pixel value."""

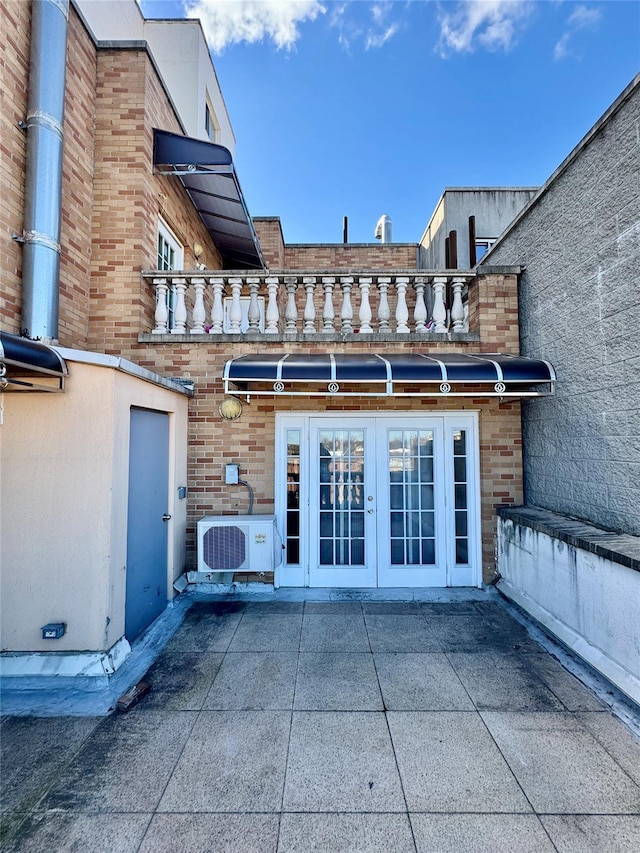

left=0, top=331, right=67, bottom=392
left=223, top=352, right=556, bottom=397
left=153, top=129, right=265, bottom=270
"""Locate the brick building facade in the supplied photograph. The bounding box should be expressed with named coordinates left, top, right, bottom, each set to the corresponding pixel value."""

left=1, top=0, right=557, bottom=661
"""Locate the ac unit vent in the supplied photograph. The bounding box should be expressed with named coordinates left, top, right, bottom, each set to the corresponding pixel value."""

left=202, top=525, right=246, bottom=571
left=197, top=515, right=282, bottom=576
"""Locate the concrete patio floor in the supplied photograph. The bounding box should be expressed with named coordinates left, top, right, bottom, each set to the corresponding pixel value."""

left=2, top=593, right=640, bottom=852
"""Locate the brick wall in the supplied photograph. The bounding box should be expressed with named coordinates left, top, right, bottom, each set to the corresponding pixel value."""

left=86, top=46, right=223, bottom=355
left=58, top=5, right=97, bottom=347
left=284, top=242, right=418, bottom=270
left=137, top=332, right=523, bottom=581
left=485, top=78, right=640, bottom=536
left=253, top=217, right=285, bottom=268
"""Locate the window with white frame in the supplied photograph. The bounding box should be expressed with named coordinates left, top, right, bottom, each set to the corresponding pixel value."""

left=157, top=218, right=184, bottom=271
left=157, top=219, right=183, bottom=331
left=204, top=98, right=220, bottom=144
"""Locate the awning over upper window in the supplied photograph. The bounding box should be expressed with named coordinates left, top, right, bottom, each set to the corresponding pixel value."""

left=0, top=331, right=68, bottom=392
left=153, top=129, right=265, bottom=270
left=223, top=352, right=556, bottom=398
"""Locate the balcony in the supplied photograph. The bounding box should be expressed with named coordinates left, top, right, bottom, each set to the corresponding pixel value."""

left=141, top=270, right=477, bottom=342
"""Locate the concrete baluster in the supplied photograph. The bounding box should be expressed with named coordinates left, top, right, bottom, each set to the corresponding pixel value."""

left=265, top=276, right=280, bottom=334
left=303, top=277, right=317, bottom=334
left=171, top=278, right=187, bottom=334
left=395, top=276, right=410, bottom=334
left=209, top=277, right=224, bottom=333
left=152, top=278, right=169, bottom=334
left=322, top=277, right=336, bottom=333
left=358, top=277, right=373, bottom=334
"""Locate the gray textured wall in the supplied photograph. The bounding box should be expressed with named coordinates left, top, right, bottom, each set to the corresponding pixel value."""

left=484, top=78, right=640, bottom=536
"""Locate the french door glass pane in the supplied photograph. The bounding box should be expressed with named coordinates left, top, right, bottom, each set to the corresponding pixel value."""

left=285, top=430, right=301, bottom=565
left=318, top=429, right=365, bottom=566
left=453, top=430, right=469, bottom=565
left=388, top=429, right=436, bottom=565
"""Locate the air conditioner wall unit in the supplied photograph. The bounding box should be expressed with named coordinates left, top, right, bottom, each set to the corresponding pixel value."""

left=197, top=515, right=282, bottom=574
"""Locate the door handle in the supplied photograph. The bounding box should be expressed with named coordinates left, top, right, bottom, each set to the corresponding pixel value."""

left=367, top=508, right=374, bottom=514
left=162, top=514, right=172, bottom=521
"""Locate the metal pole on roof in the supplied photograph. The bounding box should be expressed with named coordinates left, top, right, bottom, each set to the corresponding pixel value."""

left=21, top=0, right=69, bottom=342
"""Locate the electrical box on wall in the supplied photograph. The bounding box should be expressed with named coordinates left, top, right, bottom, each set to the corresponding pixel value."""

left=42, top=622, right=66, bottom=640
left=225, top=463, right=239, bottom=484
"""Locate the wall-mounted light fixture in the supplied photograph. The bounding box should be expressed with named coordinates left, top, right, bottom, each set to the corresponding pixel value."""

left=219, top=396, right=243, bottom=421
left=193, top=242, right=206, bottom=271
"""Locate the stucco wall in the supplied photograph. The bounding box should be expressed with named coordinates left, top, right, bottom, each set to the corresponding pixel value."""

left=497, top=512, right=640, bottom=705
left=0, top=360, right=188, bottom=654
left=485, top=77, right=640, bottom=536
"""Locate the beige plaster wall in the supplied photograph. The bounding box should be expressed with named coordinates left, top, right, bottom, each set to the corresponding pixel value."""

left=0, top=360, right=188, bottom=654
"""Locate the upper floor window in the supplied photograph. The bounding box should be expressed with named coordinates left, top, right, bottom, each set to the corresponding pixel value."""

left=205, top=99, right=220, bottom=143
left=157, top=218, right=184, bottom=271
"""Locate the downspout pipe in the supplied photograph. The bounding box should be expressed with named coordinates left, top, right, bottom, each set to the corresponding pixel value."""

left=21, top=0, right=69, bottom=342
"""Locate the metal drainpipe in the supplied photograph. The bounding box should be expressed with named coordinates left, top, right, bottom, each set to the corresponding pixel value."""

left=21, top=0, right=69, bottom=342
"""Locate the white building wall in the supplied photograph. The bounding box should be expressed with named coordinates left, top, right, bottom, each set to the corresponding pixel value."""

left=0, top=358, right=189, bottom=662
left=497, top=516, right=640, bottom=706
left=73, top=0, right=235, bottom=151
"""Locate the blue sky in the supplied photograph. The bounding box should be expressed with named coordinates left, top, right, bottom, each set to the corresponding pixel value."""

left=140, top=1, right=640, bottom=243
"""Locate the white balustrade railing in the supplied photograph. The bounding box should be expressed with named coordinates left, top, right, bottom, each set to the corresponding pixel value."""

left=144, top=272, right=473, bottom=336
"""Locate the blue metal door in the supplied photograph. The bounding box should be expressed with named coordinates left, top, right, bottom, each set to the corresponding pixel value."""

left=125, top=408, right=170, bottom=641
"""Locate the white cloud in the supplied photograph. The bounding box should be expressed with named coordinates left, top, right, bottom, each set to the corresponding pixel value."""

left=184, top=0, right=326, bottom=52
left=437, top=0, right=533, bottom=56
left=554, top=3, right=602, bottom=60
left=329, top=0, right=402, bottom=51
left=365, top=22, right=399, bottom=49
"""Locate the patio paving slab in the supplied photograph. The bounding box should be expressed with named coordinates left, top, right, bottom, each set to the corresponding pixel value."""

left=576, top=710, right=640, bottom=786
left=163, top=601, right=244, bottom=652
left=3, top=812, right=151, bottom=853
left=139, top=813, right=280, bottom=853
left=228, top=614, right=303, bottom=652
left=374, top=653, right=474, bottom=711
left=364, top=615, right=441, bottom=653
left=304, top=601, right=364, bottom=614
left=539, top=815, right=640, bottom=852
left=526, top=653, right=606, bottom=711
left=37, top=710, right=196, bottom=813
left=481, top=711, right=640, bottom=814
left=446, top=651, right=566, bottom=711
left=158, top=711, right=291, bottom=812
left=0, top=716, right=100, bottom=814
left=283, top=711, right=405, bottom=812
left=426, top=614, right=539, bottom=653
left=410, top=814, right=556, bottom=852
left=140, top=652, right=223, bottom=711
left=387, top=711, right=532, bottom=813
left=300, top=614, right=370, bottom=652
left=2, top=592, right=639, bottom=853
left=203, top=652, right=298, bottom=710
left=362, top=601, right=421, bottom=615
left=278, top=813, right=415, bottom=852
left=294, top=653, right=383, bottom=710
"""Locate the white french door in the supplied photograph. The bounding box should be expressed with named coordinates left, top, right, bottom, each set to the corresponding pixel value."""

left=276, top=413, right=480, bottom=588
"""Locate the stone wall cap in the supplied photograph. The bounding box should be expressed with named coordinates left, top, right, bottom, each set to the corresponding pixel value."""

left=497, top=505, right=640, bottom=573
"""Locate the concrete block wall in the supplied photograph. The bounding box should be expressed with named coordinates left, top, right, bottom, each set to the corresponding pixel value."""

left=485, top=77, right=640, bottom=536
